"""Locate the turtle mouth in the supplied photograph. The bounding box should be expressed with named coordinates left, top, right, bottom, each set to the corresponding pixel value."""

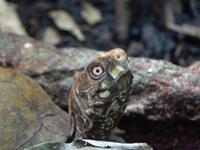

left=112, top=70, right=133, bottom=89
left=113, top=69, right=130, bottom=82
left=97, top=61, right=132, bottom=101
left=109, top=64, right=129, bottom=80
left=109, top=62, right=132, bottom=85
left=98, top=70, right=133, bottom=101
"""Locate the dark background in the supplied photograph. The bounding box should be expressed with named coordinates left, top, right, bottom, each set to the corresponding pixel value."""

left=7, top=0, right=200, bottom=66
left=3, top=0, right=200, bottom=149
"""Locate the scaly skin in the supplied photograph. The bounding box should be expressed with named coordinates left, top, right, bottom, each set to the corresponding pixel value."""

left=68, top=48, right=133, bottom=141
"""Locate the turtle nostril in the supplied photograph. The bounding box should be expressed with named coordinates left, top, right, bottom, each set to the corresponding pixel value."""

left=117, top=55, right=121, bottom=59
left=116, top=54, right=126, bottom=62
left=113, top=48, right=128, bottom=62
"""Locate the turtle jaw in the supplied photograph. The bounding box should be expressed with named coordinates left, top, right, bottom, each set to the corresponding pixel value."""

left=97, top=71, right=133, bottom=106
left=109, top=65, right=132, bottom=83
left=109, top=52, right=132, bottom=81
left=98, top=64, right=133, bottom=100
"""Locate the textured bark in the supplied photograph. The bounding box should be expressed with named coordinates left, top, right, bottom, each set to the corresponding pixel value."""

left=0, top=33, right=199, bottom=121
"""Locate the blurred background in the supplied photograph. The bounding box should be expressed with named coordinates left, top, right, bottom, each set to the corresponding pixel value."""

left=0, top=0, right=200, bottom=149
left=1, top=0, right=200, bottom=66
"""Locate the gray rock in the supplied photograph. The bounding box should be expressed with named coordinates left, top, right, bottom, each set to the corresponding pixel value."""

left=0, top=33, right=199, bottom=121
left=25, top=138, right=153, bottom=150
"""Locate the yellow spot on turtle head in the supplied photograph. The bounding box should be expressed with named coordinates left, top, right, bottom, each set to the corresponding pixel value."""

left=101, top=82, right=107, bottom=89
left=110, top=65, right=125, bottom=79
left=99, top=90, right=111, bottom=98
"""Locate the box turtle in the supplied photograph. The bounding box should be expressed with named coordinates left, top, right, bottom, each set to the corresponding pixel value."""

left=0, top=67, right=69, bottom=150
left=68, top=48, right=133, bottom=140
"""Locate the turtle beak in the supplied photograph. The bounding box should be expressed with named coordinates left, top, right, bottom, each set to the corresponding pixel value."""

left=110, top=65, right=126, bottom=79
left=109, top=60, right=131, bottom=81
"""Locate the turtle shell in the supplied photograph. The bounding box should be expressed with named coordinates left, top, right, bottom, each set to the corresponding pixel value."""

left=0, top=67, right=69, bottom=150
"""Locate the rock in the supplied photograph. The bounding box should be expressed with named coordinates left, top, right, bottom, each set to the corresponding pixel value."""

left=0, top=33, right=199, bottom=121
left=25, top=138, right=153, bottom=150
left=0, top=33, right=99, bottom=107
left=0, top=67, right=70, bottom=150
left=127, top=58, right=200, bottom=121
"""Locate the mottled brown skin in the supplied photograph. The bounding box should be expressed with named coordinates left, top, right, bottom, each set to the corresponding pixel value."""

left=68, top=48, right=133, bottom=141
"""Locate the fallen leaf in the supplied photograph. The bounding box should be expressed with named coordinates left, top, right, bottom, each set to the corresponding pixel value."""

left=49, top=10, right=85, bottom=41
left=81, top=1, right=102, bottom=25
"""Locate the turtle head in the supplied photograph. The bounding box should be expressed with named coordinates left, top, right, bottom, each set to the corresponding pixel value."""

left=85, top=48, right=133, bottom=101
left=69, top=48, right=133, bottom=140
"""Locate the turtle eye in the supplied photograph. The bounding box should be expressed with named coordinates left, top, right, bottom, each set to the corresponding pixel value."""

left=90, top=63, right=104, bottom=79
left=92, top=65, right=104, bottom=77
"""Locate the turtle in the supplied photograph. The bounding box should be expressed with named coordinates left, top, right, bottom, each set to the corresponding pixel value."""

left=68, top=48, right=133, bottom=140
left=0, top=67, right=69, bottom=150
